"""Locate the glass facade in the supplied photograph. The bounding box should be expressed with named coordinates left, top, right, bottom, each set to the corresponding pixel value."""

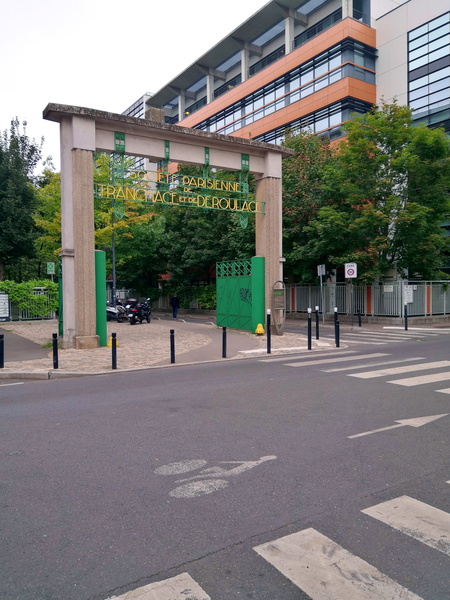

left=408, top=12, right=450, bottom=130
left=193, top=39, right=375, bottom=139
left=254, top=98, right=373, bottom=144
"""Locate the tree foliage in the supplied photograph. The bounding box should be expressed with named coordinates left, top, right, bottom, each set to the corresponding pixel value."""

left=283, top=101, right=450, bottom=283
left=282, top=131, right=333, bottom=282
left=0, top=119, right=43, bottom=280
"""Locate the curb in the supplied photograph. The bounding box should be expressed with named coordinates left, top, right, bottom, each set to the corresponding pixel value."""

left=0, top=342, right=347, bottom=380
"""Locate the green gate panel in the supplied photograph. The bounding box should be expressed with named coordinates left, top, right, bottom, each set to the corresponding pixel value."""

left=251, top=256, right=265, bottom=332
left=95, top=250, right=107, bottom=347
left=216, top=257, right=265, bottom=333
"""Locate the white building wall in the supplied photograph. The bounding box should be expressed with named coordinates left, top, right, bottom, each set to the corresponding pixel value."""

left=375, top=0, right=449, bottom=105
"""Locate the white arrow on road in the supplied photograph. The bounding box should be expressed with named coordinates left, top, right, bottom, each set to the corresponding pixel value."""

left=348, top=414, right=448, bottom=439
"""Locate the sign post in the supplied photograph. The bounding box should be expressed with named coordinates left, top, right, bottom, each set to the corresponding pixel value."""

left=344, top=263, right=357, bottom=327
left=317, top=264, right=326, bottom=323
left=47, top=261, right=55, bottom=282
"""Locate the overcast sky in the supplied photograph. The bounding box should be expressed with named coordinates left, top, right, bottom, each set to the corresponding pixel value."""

left=1, top=0, right=267, bottom=171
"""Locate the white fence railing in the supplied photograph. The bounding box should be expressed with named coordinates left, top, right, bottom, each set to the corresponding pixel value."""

left=286, top=281, right=450, bottom=318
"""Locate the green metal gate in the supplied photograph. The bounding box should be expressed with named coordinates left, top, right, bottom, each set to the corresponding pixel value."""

left=216, top=257, right=265, bottom=333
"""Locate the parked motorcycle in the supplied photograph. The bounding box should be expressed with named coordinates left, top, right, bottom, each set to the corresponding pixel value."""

left=106, top=301, right=127, bottom=323
left=126, top=298, right=151, bottom=325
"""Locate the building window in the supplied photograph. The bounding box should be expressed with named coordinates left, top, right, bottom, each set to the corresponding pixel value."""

left=253, top=98, right=373, bottom=144
left=408, top=12, right=450, bottom=131
left=193, top=40, right=375, bottom=136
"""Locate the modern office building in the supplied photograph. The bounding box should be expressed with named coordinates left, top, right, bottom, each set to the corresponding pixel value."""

left=136, top=0, right=449, bottom=144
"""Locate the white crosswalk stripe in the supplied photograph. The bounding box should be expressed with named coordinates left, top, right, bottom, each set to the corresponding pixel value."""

left=362, top=496, right=450, bottom=556
left=104, top=496, right=448, bottom=600
left=348, top=360, right=450, bottom=379
left=260, top=349, right=357, bottom=363
left=388, top=371, right=450, bottom=387
left=253, top=495, right=449, bottom=599
left=105, top=572, right=211, bottom=600
left=324, top=357, right=425, bottom=373
left=284, top=353, right=390, bottom=367
left=319, top=328, right=443, bottom=347
left=254, top=528, right=422, bottom=599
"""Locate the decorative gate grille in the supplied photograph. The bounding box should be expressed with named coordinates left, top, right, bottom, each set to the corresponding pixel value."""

left=216, top=257, right=264, bottom=332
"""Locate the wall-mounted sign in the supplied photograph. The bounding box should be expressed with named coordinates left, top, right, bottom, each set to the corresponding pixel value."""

left=0, top=292, right=10, bottom=322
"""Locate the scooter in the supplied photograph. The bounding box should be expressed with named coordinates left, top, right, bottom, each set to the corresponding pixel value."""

left=106, top=301, right=127, bottom=323
left=126, top=299, right=151, bottom=324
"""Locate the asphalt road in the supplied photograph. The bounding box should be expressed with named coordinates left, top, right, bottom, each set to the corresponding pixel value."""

left=1, top=334, right=449, bottom=600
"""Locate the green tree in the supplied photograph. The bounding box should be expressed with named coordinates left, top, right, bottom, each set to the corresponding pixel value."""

left=34, top=169, right=62, bottom=275
left=282, top=131, right=333, bottom=282
left=286, top=102, right=450, bottom=283
left=0, top=119, right=43, bottom=280
left=154, top=164, right=255, bottom=292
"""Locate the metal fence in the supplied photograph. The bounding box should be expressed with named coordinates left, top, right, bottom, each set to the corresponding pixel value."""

left=286, top=281, right=450, bottom=318
left=10, top=288, right=57, bottom=321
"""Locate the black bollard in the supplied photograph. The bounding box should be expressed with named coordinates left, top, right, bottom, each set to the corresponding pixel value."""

left=357, top=309, right=362, bottom=327
left=307, top=308, right=312, bottom=350
left=170, top=329, right=175, bottom=363
left=266, top=311, right=271, bottom=354
left=222, top=327, right=227, bottom=359
left=315, top=306, right=319, bottom=340
left=336, top=319, right=340, bottom=348
left=0, top=334, right=4, bottom=368
left=404, top=303, right=408, bottom=331
left=52, top=333, right=58, bottom=370
left=111, top=332, right=117, bottom=370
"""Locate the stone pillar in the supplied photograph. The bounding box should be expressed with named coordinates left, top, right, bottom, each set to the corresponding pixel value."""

left=342, top=0, right=353, bottom=19
left=59, top=116, right=99, bottom=349
left=206, top=73, right=214, bottom=103
left=241, top=48, right=250, bottom=82
left=255, top=152, right=284, bottom=334
left=285, top=15, right=295, bottom=54
left=178, top=94, right=185, bottom=119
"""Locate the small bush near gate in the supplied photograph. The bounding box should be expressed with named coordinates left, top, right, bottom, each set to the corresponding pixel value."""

left=196, top=285, right=216, bottom=309
left=0, top=280, right=58, bottom=318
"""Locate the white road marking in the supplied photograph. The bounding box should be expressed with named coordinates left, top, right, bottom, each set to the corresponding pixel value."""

left=384, top=327, right=450, bottom=332
left=324, top=357, right=425, bottom=373
left=105, top=572, right=211, bottom=599
left=259, top=350, right=357, bottom=363
left=362, top=496, right=450, bottom=556
left=388, top=371, right=450, bottom=386
left=0, top=382, right=24, bottom=387
left=155, top=456, right=277, bottom=498
left=435, top=388, right=450, bottom=395
left=254, top=528, right=422, bottom=600
left=154, top=460, right=207, bottom=475
left=170, top=479, right=229, bottom=498
left=348, top=414, right=448, bottom=439
left=285, top=353, right=390, bottom=367
left=349, top=360, right=450, bottom=379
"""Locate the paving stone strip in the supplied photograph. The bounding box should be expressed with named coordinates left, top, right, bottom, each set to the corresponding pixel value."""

left=0, top=319, right=322, bottom=374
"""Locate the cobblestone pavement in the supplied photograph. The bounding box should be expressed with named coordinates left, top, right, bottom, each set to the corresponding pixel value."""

left=0, top=317, right=328, bottom=376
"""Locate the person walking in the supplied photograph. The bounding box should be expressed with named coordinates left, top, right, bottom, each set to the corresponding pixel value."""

left=170, top=293, right=180, bottom=319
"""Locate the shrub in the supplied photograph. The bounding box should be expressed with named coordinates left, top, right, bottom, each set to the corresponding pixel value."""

left=0, top=280, right=58, bottom=317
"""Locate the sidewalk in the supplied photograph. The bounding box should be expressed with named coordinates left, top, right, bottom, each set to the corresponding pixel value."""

left=0, top=315, right=333, bottom=379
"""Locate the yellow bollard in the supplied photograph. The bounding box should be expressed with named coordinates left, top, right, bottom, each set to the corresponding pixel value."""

left=255, top=323, right=265, bottom=335
left=107, top=336, right=119, bottom=348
